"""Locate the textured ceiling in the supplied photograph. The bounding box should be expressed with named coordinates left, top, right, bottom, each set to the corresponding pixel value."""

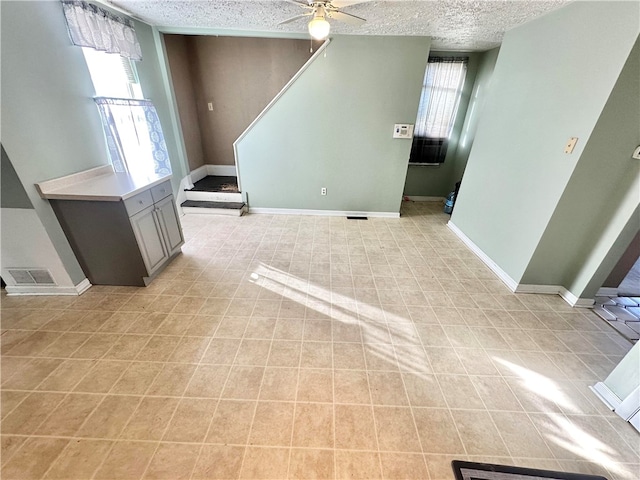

left=109, top=0, right=571, bottom=51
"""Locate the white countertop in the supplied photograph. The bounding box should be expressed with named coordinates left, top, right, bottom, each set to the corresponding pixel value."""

left=36, top=165, right=172, bottom=202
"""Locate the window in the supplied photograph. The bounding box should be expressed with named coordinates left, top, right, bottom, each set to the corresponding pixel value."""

left=410, top=56, right=468, bottom=164
left=83, top=48, right=171, bottom=177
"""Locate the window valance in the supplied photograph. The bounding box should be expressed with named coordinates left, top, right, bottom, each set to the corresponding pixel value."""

left=61, top=1, right=142, bottom=61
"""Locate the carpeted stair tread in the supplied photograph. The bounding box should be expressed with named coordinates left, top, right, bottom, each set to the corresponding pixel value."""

left=181, top=200, right=245, bottom=209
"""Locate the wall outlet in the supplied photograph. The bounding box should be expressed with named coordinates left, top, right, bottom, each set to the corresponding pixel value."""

left=321, top=187, right=327, bottom=196
left=564, top=137, right=578, bottom=154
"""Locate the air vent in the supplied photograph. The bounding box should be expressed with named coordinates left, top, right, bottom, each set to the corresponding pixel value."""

left=7, top=269, right=56, bottom=285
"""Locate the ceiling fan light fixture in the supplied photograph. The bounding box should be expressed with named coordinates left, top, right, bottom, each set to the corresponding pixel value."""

left=308, top=15, right=330, bottom=40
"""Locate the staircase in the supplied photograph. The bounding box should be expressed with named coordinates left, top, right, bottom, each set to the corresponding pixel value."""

left=181, top=175, right=247, bottom=216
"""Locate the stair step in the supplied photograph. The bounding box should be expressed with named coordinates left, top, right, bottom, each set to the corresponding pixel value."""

left=185, top=190, right=242, bottom=202
left=181, top=200, right=246, bottom=217
left=187, top=175, right=239, bottom=193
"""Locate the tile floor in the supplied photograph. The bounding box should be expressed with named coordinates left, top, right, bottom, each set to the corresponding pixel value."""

left=1, top=201, right=639, bottom=480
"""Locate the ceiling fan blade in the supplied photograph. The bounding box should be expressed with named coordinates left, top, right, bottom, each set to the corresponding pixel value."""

left=330, top=0, right=372, bottom=9
left=278, top=12, right=313, bottom=25
left=328, top=10, right=366, bottom=26
left=285, top=0, right=313, bottom=7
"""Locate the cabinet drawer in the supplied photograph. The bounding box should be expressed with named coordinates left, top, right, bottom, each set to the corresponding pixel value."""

left=150, top=181, right=172, bottom=203
left=124, top=189, right=154, bottom=217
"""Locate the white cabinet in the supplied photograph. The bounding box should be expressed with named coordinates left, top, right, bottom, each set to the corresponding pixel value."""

left=130, top=193, right=184, bottom=276
left=50, top=180, right=184, bottom=286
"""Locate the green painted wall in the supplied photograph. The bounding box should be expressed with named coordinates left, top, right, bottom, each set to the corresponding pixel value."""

left=236, top=35, right=430, bottom=213
left=1, top=0, right=109, bottom=285
left=521, top=37, right=640, bottom=300
left=134, top=22, right=189, bottom=193
left=0, top=1, right=190, bottom=285
left=604, top=341, right=640, bottom=401
left=403, top=51, right=482, bottom=198
left=450, top=48, right=499, bottom=188
left=450, top=1, right=640, bottom=284
left=1, top=146, right=33, bottom=210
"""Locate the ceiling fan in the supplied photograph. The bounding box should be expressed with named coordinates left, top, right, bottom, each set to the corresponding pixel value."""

left=279, top=1, right=368, bottom=40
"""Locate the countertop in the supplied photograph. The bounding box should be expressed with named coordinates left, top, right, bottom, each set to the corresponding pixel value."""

left=36, top=165, right=172, bottom=202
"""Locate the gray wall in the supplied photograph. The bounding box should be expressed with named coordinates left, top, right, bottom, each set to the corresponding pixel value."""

left=1, top=146, right=33, bottom=210
left=451, top=1, right=640, bottom=291
left=166, top=35, right=313, bottom=168
left=236, top=35, right=430, bottom=213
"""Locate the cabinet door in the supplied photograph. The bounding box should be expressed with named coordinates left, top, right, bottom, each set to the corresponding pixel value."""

left=155, top=195, right=185, bottom=256
left=130, top=206, right=169, bottom=275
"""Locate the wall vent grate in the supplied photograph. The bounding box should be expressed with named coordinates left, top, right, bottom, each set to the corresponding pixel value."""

left=7, top=269, right=56, bottom=285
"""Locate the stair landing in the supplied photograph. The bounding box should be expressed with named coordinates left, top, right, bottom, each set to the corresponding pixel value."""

left=182, top=175, right=246, bottom=216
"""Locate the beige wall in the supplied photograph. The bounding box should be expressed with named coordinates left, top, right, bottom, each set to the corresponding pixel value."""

left=165, top=35, right=312, bottom=168
left=164, top=35, right=205, bottom=171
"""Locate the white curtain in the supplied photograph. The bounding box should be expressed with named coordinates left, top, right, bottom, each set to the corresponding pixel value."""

left=414, top=58, right=467, bottom=138
left=61, top=1, right=142, bottom=61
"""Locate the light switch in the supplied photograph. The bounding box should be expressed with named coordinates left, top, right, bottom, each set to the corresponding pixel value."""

left=564, top=137, right=578, bottom=154
left=393, top=124, right=414, bottom=139
left=207, top=102, right=213, bottom=111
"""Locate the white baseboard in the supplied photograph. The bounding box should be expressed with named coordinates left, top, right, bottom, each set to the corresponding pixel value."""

left=597, top=287, right=619, bottom=297
left=447, top=221, right=594, bottom=308
left=403, top=196, right=445, bottom=202
left=189, top=165, right=208, bottom=184
left=248, top=208, right=400, bottom=218
left=5, top=278, right=92, bottom=296
left=207, top=165, right=237, bottom=177
left=590, top=382, right=621, bottom=411
left=176, top=174, right=192, bottom=215
left=560, top=288, right=594, bottom=308
left=188, top=165, right=239, bottom=188
left=515, top=284, right=563, bottom=295
left=447, top=221, right=519, bottom=291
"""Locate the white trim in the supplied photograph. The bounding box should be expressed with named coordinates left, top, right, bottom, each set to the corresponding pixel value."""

left=189, top=165, right=208, bottom=184
left=447, top=221, right=519, bottom=291
left=75, top=278, right=92, bottom=295
left=248, top=208, right=400, bottom=218
left=403, top=196, right=445, bottom=202
left=206, top=165, right=237, bottom=177
left=515, top=284, right=593, bottom=307
left=590, top=382, right=622, bottom=411
left=597, top=287, right=619, bottom=297
left=175, top=174, right=192, bottom=216
left=616, top=385, right=640, bottom=421
left=448, top=221, right=595, bottom=308
left=184, top=191, right=242, bottom=203
left=233, top=39, right=331, bottom=194
left=515, top=284, right=563, bottom=295
left=5, top=278, right=92, bottom=296
left=560, top=287, right=594, bottom=308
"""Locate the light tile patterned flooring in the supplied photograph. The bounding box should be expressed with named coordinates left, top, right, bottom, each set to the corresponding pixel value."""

left=1, top=202, right=639, bottom=480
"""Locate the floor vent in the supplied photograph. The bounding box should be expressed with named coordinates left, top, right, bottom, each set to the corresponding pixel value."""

left=7, top=269, right=56, bottom=285
left=346, top=216, right=368, bottom=220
